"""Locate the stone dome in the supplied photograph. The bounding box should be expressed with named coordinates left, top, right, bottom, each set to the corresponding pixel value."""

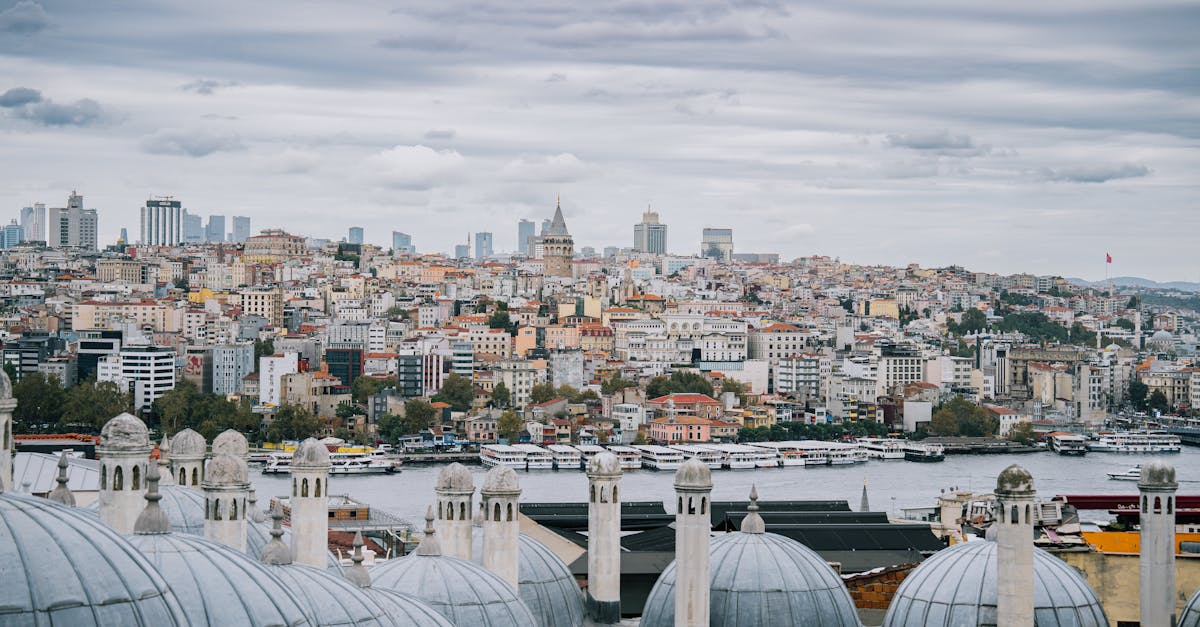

left=127, top=532, right=311, bottom=626
left=996, top=464, right=1034, bottom=494
left=292, top=438, right=331, bottom=469
left=1152, top=329, right=1173, bottom=340
left=640, top=531, right=859, bottom=627
left=0, top=492, right=188, bottom=625
left=1139, top=459, right=1177, bottom=488
left=435, top=462, right=474, bottom=493
left=212, top=429, right=250, bottom=458
left=100, top=413, right=151, bottom=451
left=361, top=588, right=454, bottom=627
left=674, top=457, right=712, bottom=489
left=1180, top=587, right=1200, bottom=627
left=587, top=451, right=622, bottom=476
left=482, top=465, right=520, bottom=494
left=883, top=540, right=1108, bottom=626
left=372, top=552, right=537, bottom=626
left=469, top=530, right=586, bottom=627
left=170, top=428, right=207, bottom=460
left=204, top=453, right=248, bottom=485
left=267, top=563, right=393, bottom=626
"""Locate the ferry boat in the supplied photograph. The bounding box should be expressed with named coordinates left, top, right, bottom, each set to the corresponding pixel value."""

left=261, top=453, right=293, bottom=474
left=825, top=442, right=868, bottom=465
left=786, top=441, right=836, bottom=466
left=328, top=453, right=398, bottom=475
left=1107, top=465, right=1142, bottom=481
left=856, top=438, right=905, bottom=460
left=575, top=444, right=605, bottom=464
left=902, top=442, right=945, bottom=463
left=510, top=444, right=554, bottom=470
left=632, top=445, right=685, bottom=470
left=746, top=442, right=807, bottom=467
left=1089, top=432, right=1182, bottom=454
left=711, top=443, right=778, bottom=469
left=479, top=444, right=527, bottom=468
left=668, top=444, right=723, bottom=469
left=547, top=444, right=582, bottom=470
left=1049, top=434, right=1089, bottom=456
left=605, top=445, right=644, bottom=470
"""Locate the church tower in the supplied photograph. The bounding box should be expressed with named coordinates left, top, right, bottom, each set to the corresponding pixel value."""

left=542, top=197, right=574, bottom=278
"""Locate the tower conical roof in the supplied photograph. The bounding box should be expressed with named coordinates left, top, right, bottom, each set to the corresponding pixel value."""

left=546, top=199, right=570, bottom=236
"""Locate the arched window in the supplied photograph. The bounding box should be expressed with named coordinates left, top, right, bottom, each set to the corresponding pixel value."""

left=507, top=502, right=514, bottom=522
left=678, top=496, right=683, bottom=513
left=191, top=468, right=198, bottom=485
left=214, top=500, right=223, bottom=521
left=1154, top=496, right=1162, bottom=513
left=179, top=468, right=186, bottom=484
left=131, top=464, right=141, bottom=490
left=493, top=503, right=501, bottom=522
left=438, top=502, right=444, bottom=519
left=1143, top=495, right=1149, bottom=513
left=302, top=478, right=309, bottom=498
left=100, top=464, right=107, bottom=490
left=701, top=497, right=707, bottom=515
left=460, top=502, right=466, bottom=519
left=613, top=485, right=619, bottom=503
left=1168, top=496, right=1174, bottom=515
left=590, top=484, right=596, bottom=503
left=1010, top=505, right=1018, bottom=524
left=1025, top=504, right=1031, bottom=523
left=113, top=465, right=124, bottom=491
left=447, top=503, right=454, bottom=521
left=230, top=499, right=238, bottom=520
left=315, top=478, right=322, bottom=498
left=688, top=496, right=696, bottom=515
left=600, top=486, right=608, bottom=503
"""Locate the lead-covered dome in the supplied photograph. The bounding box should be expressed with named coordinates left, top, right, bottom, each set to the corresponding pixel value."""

left=435, top=462, right=474, bottom=493
left=268, top=563, right=393, bottom=626
left=1181, top=587, right=1200, bottom=627
left=587, top=451, right=622, bottom=476
left=675, top=457, right=712, bottom=489
left=171, top=429, right=207, bottom=460
left=372, top=552, right=537, bottom=626
left=0, top=492, right=187, bottom=625
left=100, top=413, right=150, bottom=450
left=469, top=530, right=586, bottom=627
left=212, top=429, right=249, bottom=458
left=640, top=531, right=859, bottom=627
left=204, top=453, right=248, bottom=484
left=482, top=465, right=520, bottom=494
left=293, top=438, right=330, bottom=468
left=361, top=588, right=454, bottom=627
left=883, top=540, right=1108, bottom=626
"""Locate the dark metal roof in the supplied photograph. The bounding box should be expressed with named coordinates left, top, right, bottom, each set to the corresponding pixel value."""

left=716, top=510, right=889, bottom=531
left=520, top=501, right=671, bottom=530
left=708, top=499, right=850, bottom=525
left=764, top=523, right=945, bottom=553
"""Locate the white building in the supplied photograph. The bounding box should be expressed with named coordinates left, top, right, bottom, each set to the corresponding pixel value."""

left=97, top=344, right=178, bottom=413
left=259, top=352, right=299, bottom=406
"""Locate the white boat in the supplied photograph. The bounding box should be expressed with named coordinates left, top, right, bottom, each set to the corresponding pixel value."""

left=1107, top=465, right=1142, bottom=481
left=575, top=444, right=605, bottom=464
left=1089, top=432, right=1182, bottom=454
left=547, top=444, right=582, bottom=470
left=261, top=453, right=293, bottom=474
left=632, top=445, right=685, bottom=470
left=707, top=443, right=777, bottom=469
left=856, top=438, right=905, bottom=460
left=746, top=442, right=806, bottom=467
left=605, top=445, right=644, bottom=470
left=1049, top=434, right=1089, bottom=456
left=479, top=444, right=527, bottom=468
left=668, top=444, right=723, bottom=469
left=510, top=444, right=554, bottom=470
left=902, top=442, right=945, bottom=463
left=825, top=442, right=868, bottom=465
left=328, top=453, right=398, bottom=475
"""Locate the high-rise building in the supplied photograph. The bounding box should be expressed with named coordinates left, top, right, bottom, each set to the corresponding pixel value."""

left=348, top=226, right=364, bottom=245
left=543, top=198, right=574, bottom=278
left=48, top=191, right=97, bottom=250
left=139, top=198, right=183, bottom=246
left=206, top=215, right=226, bottom=243
left=517, top=219, right=535, bottom=256
left=19, top=203, right=44, bottom=243
left=182, top=212, right=204, bottom=243
left=232, top=216, right=251, bottom=243
left=119, top=228, right=128, bottom=244
left=211, top=343, right=255, bottom=396
left=474, top=232, right=493, bottom=260
left=454, top=244, right=469, bottom=259
left=634, top=209, right=668, bottom=255
left=392, top=231, right=414, bottom=255
left=1, top=220, right=22, bottom=249
left=700, top=227, right=733, bottom=262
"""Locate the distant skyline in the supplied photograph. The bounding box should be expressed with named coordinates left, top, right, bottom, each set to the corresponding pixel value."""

left=1, top=0, right=1197, bottom=281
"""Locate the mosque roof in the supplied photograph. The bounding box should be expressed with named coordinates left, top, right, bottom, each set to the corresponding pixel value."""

left=1180, top=587, right=1200, bottom=627
left=170, top=429, right=207, bottom=460
left=469, top=529, right=585, bottom=627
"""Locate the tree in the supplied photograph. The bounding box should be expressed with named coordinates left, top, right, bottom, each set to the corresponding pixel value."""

left=403, top=399, right=437, bottom=433
left=431, top=374, right=474, bottom=412
left=375, top=413, right=405, bottom=442
left=645, top=371, right=715, bottom=399
left=601, top=376, right=634, bottom=395
left=61, top=380, right=132, bottom=432
left=152, top=379, right=202, bottom=434
left=497, top=410, right=524, bottom=442
left=264, top=405, right=322, bottom=442
left=352, top=376, right=396, bottom=403
left=929, top=396, right=996, bottom=437
left=1129, top=380, right=1149, bottom=410
left=491, top=382, right=511, bottom=408
left=12, top=372, right=64, bottom=433
left=1148, top=390, right=1170, bottom=413
left=335, top=403, right=360, bottom=419
left=556, top=384, right=580, bottom=402
left=948, top=308, right=987, bottom=336
left=1007, top=422, right=1036, bottom=445
left=573, top=389, right=600, bottom=404
left=529, top=383, right=557, bottom=405
left=488, top=309, right=515, bottom=335
left=645, top=376, right=672, bottom=400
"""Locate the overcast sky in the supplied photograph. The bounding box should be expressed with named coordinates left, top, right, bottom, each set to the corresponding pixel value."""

left=1, top=0, right=1197, bottom=280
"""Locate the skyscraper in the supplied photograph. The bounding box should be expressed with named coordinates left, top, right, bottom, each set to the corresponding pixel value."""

left=543, top=198, right=574, bottom=278
left=701, top=228, right=734, bottom=262
left=454, top=244, right=469, bottom=259
left=49, top=191, right=97, bottom=250
left=1, top=220, right=22, bottom=249
left=392, top=231, right=414, bottom=255
left=19, top=203, right=44, bottom=243
left=517, top=219, right=535, bottom=256
left=474, top=232, right=493, bottom=260
left=140, top=198, right=183, bottom=246
left=206, top=215, right=226, bottom=243
left=182, top=212, right=204, bottom=243
left=634, top=209, right=667, bottom=255
left=348, top=226, right=364, bottom=245
left=232, top=216, right=251, bottom=242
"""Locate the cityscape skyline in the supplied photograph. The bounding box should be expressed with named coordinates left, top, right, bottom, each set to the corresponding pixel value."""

left=1, top=1, right=1196, bottom=280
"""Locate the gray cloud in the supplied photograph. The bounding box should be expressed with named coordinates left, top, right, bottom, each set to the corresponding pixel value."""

left=424, top=128, right=456, bottom=140
left=885, top=130, right=993, bottom=157
left=8, top=97, right=104, bottom=126
left=0, top=86, right=41, bottom=107
left=180, top=79, right=239, bottom=95
left=140, top=129, right=246, bottom=157
left=0, top=0, right=50, bottom=34
left=1038, top=163, right=1151, bottom=184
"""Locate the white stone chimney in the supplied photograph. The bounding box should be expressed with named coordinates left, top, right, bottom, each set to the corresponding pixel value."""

left=995, top=464, right=1035, bottom=627
left=673, top=458, right=712, bottom=627
left=1139, top=460, right=1178, bottom=627
left=481, top=465, right=521, bottom=591
left=290, top=437, right=331, bottom=568
left=0, top=369, right=14, bottom=492
left=587, top=451, right=623, bottom=623
left=97, top=413, right=153, bottom=534
left=169, top=428, right=206, bottom=488
left=202, top=451, right=250, bottom=552
left=434, top=462, right=475, bottom=561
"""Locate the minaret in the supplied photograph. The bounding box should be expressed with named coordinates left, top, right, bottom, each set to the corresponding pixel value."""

left=481, top=465, right=521, bottom=591
left=0, top=368, right=14, bottom=492
left=97, top=413, right=152, bottom=533
left=995, top=464, right=1035, bottom=627
left=587, top=451, right=623, bottom=623
left=202, top=452, right=250, bottom=551
left=156, top=436, right=175, bottom=486
left=1139, top=460, right=1178, bottom=627
left=170, top=428, right=206, bottom=487
left=674, top=458, right=712, bottom=627
left=434, top=463, right=475, bottom=561
left=47, top=451, right=75, bottom=506
left=290, top=437, right=331, bottom=568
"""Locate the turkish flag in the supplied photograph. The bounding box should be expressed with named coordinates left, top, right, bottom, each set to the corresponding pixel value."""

left=1106, top=253, right=1112, bottom=264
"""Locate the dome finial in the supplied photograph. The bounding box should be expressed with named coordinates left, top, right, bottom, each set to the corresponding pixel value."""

left=742, top=484, right=764, bottom=534
left=415, top=505, right=442, bottom=556
left=260, top=503, right=293, bottom=565
left=158, top=435, right=170, bottom=465
left=47, top=451, right=76, bottom=506
left=345, top=530, right=372, bottom=587
left=247, top=487, right=265, bottom=523
left=134, top=461, right=170, bottom=534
